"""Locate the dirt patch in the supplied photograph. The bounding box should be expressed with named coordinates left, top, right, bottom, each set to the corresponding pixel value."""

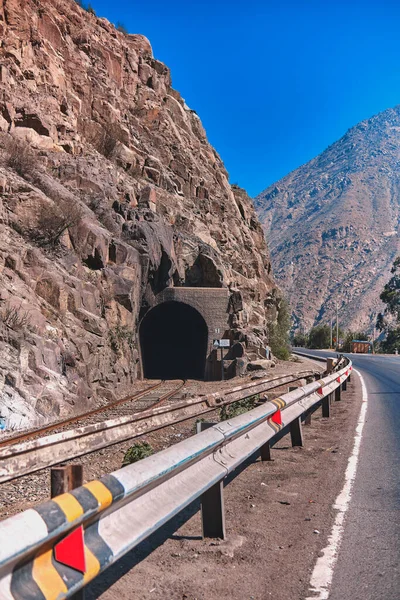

left=84, top=373, right=362, bottom=600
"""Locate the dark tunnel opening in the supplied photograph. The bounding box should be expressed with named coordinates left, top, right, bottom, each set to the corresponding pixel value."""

left=139, top=301, right=208, bottom=380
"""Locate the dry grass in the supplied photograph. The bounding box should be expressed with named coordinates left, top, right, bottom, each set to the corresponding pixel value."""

left=31, top=197, right=83, bottom=247
left=89, top=122, right=122, bottom=159
left=3, top=137, right=39, bottom=179
left=0, top=303, right=31, bottom=332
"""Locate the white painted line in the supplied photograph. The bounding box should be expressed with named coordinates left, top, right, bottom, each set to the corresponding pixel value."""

left=306, top=369, right=368, bottom=599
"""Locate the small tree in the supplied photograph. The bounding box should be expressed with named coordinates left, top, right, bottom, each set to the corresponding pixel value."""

left=87, top=3, right=96, bottom=15
left=268, top=298, right=291, bottom=360
left=377, top=257, right=400, bottom=326
left=378, top=327, right=400, bottom=353
left=376, top=257, right=400, bottom=352
left=307, top=324, right=331, bottom=349
left=292, top=332, right=307, bottom=347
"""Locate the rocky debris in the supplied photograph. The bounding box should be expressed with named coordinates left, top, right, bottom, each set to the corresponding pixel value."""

left=247, top=359, right=275, bottom=371
left=0, top=0, right=279, bottom=427
left=255, top=106, right=400, bottom=332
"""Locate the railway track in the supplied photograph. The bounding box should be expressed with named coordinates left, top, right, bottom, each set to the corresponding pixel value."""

left=0, top=379, right=186, bottom=449
left=0, top=368, right=324, bottom=487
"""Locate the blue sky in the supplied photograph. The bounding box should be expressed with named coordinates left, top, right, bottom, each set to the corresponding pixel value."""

left=87, top=0, right=400, bottom=197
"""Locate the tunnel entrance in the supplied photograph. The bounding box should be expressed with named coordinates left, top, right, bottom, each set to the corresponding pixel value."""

left=139, top=301, right=208, bottom=380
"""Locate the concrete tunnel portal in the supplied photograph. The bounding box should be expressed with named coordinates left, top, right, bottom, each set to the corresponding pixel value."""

left=139, top=301, right=209, bottom=380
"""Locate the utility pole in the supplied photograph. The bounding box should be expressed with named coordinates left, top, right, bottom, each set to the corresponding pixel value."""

left=372, top=313, right=376, bottom=354
left=336, top=302, right=339, bottom=351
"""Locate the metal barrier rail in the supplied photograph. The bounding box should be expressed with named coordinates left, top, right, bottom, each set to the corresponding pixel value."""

left=0, top=359, right=352, bottom=600
left=292, top=349, right=344, bottom=366
left=0, top=370, right=318, bottom=484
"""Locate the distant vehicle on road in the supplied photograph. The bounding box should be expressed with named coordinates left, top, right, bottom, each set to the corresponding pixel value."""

left=351, top=340, right=373, bottom=353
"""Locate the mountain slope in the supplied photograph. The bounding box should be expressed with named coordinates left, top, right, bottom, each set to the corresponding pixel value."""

left=255, top=106, right=400, bottom=332
left=0, top=0, right=279, bottom=427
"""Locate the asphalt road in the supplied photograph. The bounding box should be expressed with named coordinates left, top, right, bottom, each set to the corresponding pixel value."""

left=296, top=349, right=400, bottom=599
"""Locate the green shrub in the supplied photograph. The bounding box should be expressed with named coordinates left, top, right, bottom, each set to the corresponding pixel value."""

left=109, top=325, right=135, bottom=355
left=292, top=332, right=307, bottom=347
left=220, top=395, right=259, bottom=421
left=122, top=442, right=153, bottom=467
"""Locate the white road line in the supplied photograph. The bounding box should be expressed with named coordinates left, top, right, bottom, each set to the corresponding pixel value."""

left=306, top=369, right=368, bottom=599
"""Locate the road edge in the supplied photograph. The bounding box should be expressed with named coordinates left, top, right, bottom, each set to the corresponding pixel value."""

left=306, top=369, right=368, bottom=599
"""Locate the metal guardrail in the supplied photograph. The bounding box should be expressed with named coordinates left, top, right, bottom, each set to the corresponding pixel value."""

left=292, top=349, right=329, bottom=362
left=0, top=370, right=318, bottom=483
left=0, top=358, right=352, bottom=599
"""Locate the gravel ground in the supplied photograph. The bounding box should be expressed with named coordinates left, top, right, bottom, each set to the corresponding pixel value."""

left=0, top=356, right=321, bottom=519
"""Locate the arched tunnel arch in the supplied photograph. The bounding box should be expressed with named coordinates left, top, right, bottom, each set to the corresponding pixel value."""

left=139, top=301, right=209, bottom=380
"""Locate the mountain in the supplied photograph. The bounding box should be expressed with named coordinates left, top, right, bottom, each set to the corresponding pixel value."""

left=0, top=0, right=279, bottom=427
left=255, top=106, right=400, bottom=333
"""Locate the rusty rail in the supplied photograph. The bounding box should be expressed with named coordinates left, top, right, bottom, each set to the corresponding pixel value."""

left=0, top=379, right=166, bottom=449
left=0, top=370, right=319, bottom=483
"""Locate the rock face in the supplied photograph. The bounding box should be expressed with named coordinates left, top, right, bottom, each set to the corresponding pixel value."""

left=0, top=0, right=278, bottom=427
left=255, top=106, right=400, bottom=333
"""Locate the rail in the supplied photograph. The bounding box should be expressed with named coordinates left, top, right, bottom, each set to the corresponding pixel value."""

left=0, top=370, right=318, bottom=483
left=291, top=348, right=345, bottom=365
left=0, top=380, right=168, bottom=449
left=0, top=357, right=352, bottom=599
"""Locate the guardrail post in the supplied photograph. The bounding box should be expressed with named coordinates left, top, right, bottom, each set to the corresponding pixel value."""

left=196, top=421, right=226, bottom=539
left=290, top=417, right=303, bottom=447
left=51, top=465, right=84, bottom=600
left=51, top=464, right=83, bottom=497
left=201, top=481, right=226, bottom=539
left=260, top=441, right=272, bottom=461
left=322, top=394, right=330, bottom=418
left=327, top=358, right=335, bottom=374
left=335, top=385, right=341, bottom=401
left=304, top=411, right=312, bottom=425
left=196, top=421, right=216, bottom=434
left=342, top=378, right=347, bottom=392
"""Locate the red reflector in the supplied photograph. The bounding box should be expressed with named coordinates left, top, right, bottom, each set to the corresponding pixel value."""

left=346, top=370, right=349, bottom=376
left=270, top=409, right=282, bottom=425
left=317, top=387, right=323, bottom=395
left=54, top=525, right=86, bottom=573
left=336, top=377, right=341, bottom=383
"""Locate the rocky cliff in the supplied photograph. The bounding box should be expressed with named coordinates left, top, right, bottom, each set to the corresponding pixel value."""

left=255, top=106, right=400, bottom=333
left=0, top=0, right=278, bottom=427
